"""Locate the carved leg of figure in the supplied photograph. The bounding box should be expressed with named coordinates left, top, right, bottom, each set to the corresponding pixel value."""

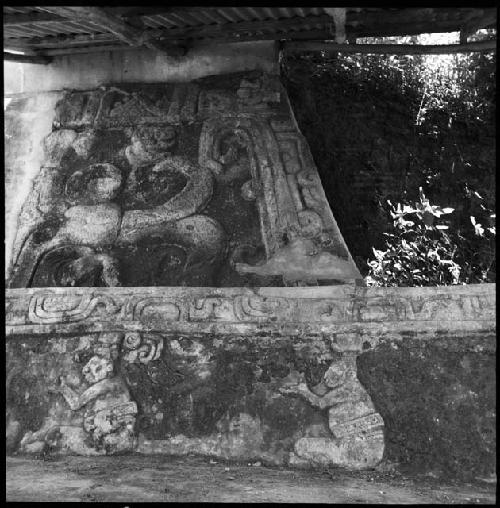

left=290, top=431, right=384, bottom=470
left=57, top=426, right=107, bottom=456
left=20, top=421, right=61, bottom=454
left=101, top=427, right=137, bottom=455
left=59, top=253, right=121, bottom=287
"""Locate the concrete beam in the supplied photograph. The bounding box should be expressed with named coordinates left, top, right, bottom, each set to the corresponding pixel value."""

left=284, top=39, right=497, bottom=55
left=4, top=52, right=52, bottom=64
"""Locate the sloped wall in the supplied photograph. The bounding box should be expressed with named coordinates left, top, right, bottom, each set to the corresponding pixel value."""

left=7, top=70, right=359, bottom=288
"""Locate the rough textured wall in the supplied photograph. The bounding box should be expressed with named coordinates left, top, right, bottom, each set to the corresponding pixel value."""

left=5, top=42, right=278, bottom=95
left=358, top=343, right=496, bottom=479
left=6, top=283, right=496, bottom=479
left=4, top=92, right=62, bottom=280
left=7, top=70, right=360, bottom=288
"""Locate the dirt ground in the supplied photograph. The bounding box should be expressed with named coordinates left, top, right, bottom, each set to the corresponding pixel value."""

left=6, top=455, right=496, bottom=504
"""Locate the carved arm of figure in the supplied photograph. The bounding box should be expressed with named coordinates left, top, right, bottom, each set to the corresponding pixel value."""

left=280, top=379, right=352, bottom=411
left=58, top=378, right=116, bottom=411
left=59, top=253, right=120, bottom=287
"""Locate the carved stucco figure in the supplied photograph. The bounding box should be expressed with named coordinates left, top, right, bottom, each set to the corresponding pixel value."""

left=10, top=136, right=224, bottom=287
left=20, top=354, right=137, bottom=456
left=235, top=236, right=361, bottom=285
left=280, top=356, right=385, bottom=469
left=199, top=112, right=361, bottom=284
left=9, top=76, right=361, bottom=287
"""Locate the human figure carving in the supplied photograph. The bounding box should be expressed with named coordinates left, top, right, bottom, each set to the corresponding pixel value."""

left=11, top=152, right=222, bottom=287
left=235, top=236, right=361, bottom=284
left=279, top=356, right=384, bottom=469
left=20, top=355, right=137, bottom=455
left=58, top=252, right=120, bottom=287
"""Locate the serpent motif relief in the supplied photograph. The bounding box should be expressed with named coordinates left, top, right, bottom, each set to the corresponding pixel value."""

left=8, top=73, right=361, bottom=288
left=9, top=94, right=225, bottom=287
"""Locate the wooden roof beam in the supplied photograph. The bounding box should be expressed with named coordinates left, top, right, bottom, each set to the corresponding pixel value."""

left=143, top=14, right=332, bottom=41
left=3, top=7, right=210, bottom=25
left=35, top=7, right=144, bottom=45
left=3, top=14, right=333, bottom=48
left=35, top=6, right=186, bottom=56
left=324, top=8, right=347, bottom=44
left=4, top=51, right=52, bottom=64
left=3, top=12, right=65, bottom=25
left=460, top=9, right=497, bottom=43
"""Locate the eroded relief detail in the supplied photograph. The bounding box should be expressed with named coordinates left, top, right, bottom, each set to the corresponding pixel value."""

left=9, top=71, right=361, bottom=288
left=10, top=285, right=494, bottom=331
left=28, top=291, right=120, bottom=324
left=280, top=356, right=385, bottom=469
left=122, top=332, right=164, bottom=364
left=18, top=331, right=166, bottom=456
left=5, top=285, right=495, bottom=465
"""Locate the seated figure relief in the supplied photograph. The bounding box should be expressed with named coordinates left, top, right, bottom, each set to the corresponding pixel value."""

left=20, top=354, right=137, bottom=456
left=280, top=356, right=385, bottom=469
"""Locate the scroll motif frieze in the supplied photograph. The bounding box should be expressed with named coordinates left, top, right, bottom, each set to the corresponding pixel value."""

left=121, top=298, right=182, bottom=324
left=28, top=291, right=120, bottom=324
left=233, top=295, right=291, bottom=321
left=6, top=285, right=493, bottom=331
left=188, top=297, right=232, bottom=321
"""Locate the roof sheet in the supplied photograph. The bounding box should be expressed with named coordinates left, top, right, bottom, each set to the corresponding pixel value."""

left=3, top=6, right=497, bottom=56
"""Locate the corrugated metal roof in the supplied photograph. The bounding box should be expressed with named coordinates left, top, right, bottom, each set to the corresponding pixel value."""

left=3, top=6, right=496, bottom=56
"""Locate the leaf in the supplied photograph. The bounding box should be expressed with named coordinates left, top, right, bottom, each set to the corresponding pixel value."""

left=372, top=248, right=386, bottom=260
left=441, top=207, right=455, bottom=214
left=472, top=220, right=485, bottom=236
left=402, top=205, right=417, bottom=214
left=423, top=211, right=434, bottom=226
left=435, top=225, right=449, bottom=229
left=470, top=216, right=477, bottom=225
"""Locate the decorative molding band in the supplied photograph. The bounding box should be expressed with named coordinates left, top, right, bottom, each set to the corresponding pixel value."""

left=6, top=284, right=496, bottom=352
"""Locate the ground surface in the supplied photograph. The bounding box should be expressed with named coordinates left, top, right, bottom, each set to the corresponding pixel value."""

left=6, top=455, right=496, bottom=504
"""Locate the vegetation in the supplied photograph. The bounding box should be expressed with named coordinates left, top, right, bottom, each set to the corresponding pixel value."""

left=282, top=30, right=496, bottom=285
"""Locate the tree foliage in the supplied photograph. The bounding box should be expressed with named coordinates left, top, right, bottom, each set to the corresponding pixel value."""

left=282, top=30, right=496, bottom=286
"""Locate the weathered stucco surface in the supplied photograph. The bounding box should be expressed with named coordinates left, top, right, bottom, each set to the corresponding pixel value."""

left=6, top=283, right=496, bottom=477
left=7, top=70, right=359, bottom=288
left=5, top=42, right=278, bottom=95
left=4, top=92, right=63, bottom=280
left=4, top=51, right=495, bottom=478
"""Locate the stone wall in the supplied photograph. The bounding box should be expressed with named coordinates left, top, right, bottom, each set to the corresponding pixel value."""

left=5, top=48, right=495, bottom=479
left=6, top=283, right=495, bottom=478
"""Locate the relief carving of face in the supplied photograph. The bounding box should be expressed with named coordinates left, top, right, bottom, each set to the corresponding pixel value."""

left=65, top=163, right=122, bottom=205
left=323, top=358, right=356, bottom=388
left=126, top=126, right=177, bottom=167
left=82, top=356, right=114, bottom=384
